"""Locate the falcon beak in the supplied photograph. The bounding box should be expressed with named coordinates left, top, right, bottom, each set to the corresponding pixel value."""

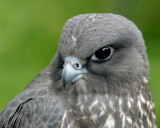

left=62, top=57, right=88, bottom=89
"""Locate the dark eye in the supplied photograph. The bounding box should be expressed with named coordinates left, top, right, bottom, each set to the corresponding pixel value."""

left=91, top=46, right=113, bottom=62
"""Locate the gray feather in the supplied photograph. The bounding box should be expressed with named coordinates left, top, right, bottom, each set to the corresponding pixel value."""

left=0, top=13, right=156, bottom=128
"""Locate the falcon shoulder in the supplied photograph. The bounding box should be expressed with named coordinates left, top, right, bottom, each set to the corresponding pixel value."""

left=0, top=70, right=65, bottom=128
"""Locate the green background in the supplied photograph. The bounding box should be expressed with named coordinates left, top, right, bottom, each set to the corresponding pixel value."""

left=0, top=0, right=160, bottom=126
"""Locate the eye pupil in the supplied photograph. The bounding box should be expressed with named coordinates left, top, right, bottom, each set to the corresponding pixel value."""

left=95, top=46, right=111, bottom=60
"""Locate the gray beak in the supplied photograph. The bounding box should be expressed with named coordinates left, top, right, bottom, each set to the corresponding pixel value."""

left=62, top=57, right=88, bottom=89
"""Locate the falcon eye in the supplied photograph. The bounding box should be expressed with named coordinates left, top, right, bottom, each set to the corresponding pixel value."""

left=91, top=46, right=113, bottom=62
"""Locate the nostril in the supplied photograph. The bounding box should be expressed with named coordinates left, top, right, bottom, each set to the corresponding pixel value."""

left=63, top=57, right=83, bottom=70
left=74, top=63, right=81, bottom=70
left=75, top=63, right=79, bottom=68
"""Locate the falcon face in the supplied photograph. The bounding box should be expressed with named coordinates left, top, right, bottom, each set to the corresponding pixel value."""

left=59, top=14, right=147, bottom=94
left=0, top=14, right=156, bottom=128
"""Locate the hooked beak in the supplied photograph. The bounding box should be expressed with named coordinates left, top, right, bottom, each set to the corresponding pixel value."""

left=62, top=57, right=88, bottom=89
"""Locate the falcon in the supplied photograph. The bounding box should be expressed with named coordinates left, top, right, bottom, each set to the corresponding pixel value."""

left=0, top=13, right=157, bottom=128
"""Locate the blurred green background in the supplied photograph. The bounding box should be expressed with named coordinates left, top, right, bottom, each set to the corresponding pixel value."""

left=0, top=0, right=160, bottom=126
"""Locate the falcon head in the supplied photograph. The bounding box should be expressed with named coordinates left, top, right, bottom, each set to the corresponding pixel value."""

left=52, top=14, right=149, bottom=94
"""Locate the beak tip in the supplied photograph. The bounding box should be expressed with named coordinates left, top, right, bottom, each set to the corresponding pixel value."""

left=63, top=85, right=66, bottom=89
left=62, top=77, right=66, bottom=89
left=62, top=81, right=66, bottom=89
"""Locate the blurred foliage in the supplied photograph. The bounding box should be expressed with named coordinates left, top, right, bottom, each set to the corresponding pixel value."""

left=0, top=0, right=160, bottom=126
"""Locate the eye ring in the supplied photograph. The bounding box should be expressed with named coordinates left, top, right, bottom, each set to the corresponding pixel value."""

left=91, top=46, right=114, bottom=62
